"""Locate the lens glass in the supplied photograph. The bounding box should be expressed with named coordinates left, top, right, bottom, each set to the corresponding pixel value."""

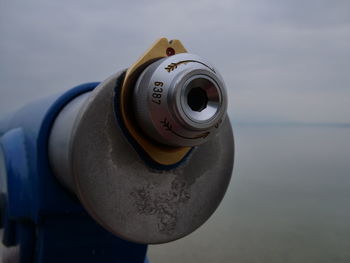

left=187, top=87, right=208, bottom=112
left=182, top=75, right=221, bottom=123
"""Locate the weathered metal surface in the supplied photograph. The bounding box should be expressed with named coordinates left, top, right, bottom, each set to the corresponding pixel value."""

left=68, top=71, right=234, bottom=244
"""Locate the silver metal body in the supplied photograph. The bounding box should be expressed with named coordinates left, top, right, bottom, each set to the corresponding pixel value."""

left=133, top=53, right=227, bottom=147
left=49, top=69, right=234, bottom=244
left=48, top=93, right=90, bottom=192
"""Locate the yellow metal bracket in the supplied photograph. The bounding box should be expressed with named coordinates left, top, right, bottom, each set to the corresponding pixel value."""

left=119, top=38, right=191, bottom=166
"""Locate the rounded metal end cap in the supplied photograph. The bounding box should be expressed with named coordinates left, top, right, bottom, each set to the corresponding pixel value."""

left=133, top=53, right=228, bottom=147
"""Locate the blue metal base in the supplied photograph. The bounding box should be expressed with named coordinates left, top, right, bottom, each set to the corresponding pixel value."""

left=0, top=83, right=148, bottom=262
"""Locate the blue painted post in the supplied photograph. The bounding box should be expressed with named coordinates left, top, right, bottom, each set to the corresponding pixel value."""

left=0, top=83, right=148, bottom=263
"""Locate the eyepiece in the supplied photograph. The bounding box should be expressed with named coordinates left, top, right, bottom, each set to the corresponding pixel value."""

left=187, top=87, right=207, bottom=112
left=181, top=75, right=221, bottom=123
left=133, top=53, right=227, bottom=147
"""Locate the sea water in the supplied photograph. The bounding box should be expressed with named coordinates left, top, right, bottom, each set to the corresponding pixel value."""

left=149, top=124, right=350, bottom=263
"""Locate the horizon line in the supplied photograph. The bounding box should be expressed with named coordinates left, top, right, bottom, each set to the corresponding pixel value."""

left=233, top=121, right=350, bottom=128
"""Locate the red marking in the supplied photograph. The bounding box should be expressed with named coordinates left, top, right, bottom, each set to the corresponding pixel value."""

left=166, top=47, right=175, bottom=56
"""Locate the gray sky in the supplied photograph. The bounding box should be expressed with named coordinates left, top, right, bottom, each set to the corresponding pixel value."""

left=1, top=0, right=349, bottom=123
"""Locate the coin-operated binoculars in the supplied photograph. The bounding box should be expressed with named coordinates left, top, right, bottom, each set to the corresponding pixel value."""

left=0, top=38, right=234, bottom=263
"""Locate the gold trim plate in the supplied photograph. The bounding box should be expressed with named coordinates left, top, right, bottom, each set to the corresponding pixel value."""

left=119, top=38, right=191, bottom=166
